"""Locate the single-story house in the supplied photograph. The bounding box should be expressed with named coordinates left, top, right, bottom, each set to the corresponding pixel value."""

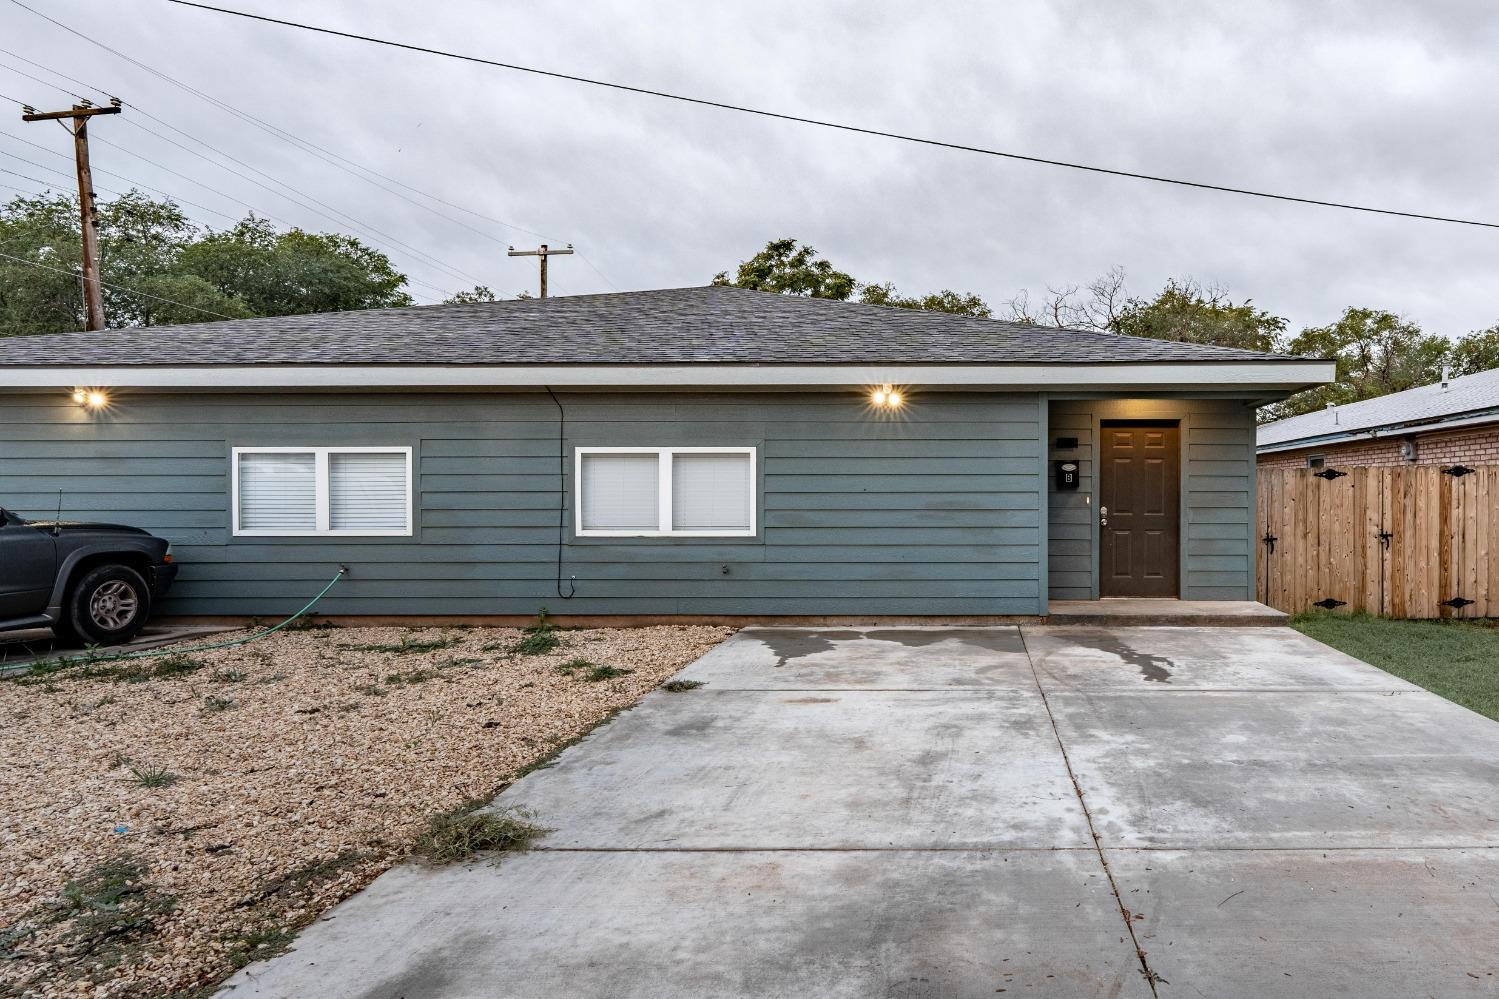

left=1258, top=366, right=1499, bottom=470
left=0, top=286, right=1334, bottom=621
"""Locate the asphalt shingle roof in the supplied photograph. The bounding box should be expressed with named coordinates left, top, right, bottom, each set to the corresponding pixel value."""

left=1258, top=366, right=1499, bottom=448
left=0, top=285, right=1309, bottom=367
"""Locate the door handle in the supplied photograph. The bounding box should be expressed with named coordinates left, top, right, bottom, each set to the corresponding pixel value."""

left=1099, top=505, right=1108, bottom=528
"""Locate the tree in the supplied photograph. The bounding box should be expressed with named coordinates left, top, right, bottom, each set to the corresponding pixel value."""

left=444, top=285, right=498, bottom=304
left=1449, top=325, right=1499, bottom=377
left=713, top=238, right=990, bottom=316
left=179, top=216, right=409, bottom=318
left=0, top=190, right=411, bottom=336
left=1264, top=308, right=1453, bottom=419
left=859, top=282, right=991, bottom=318
left=1006, top=268, right=1287, bottom=353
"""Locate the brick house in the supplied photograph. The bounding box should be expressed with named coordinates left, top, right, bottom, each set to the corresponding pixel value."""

left=1257, top=366, right=1499, bottom=469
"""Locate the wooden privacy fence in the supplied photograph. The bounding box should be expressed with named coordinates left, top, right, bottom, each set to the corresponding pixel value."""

left=1256, top=465, right=1499, bottom=618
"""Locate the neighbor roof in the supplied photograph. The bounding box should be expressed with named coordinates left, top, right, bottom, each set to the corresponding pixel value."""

left=0, top=285, right=1308, bottom=367
left=1258, top=366, right=1499, bottom=450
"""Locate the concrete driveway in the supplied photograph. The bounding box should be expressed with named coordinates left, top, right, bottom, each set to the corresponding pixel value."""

left=222, top=626, right=1499, bottom=998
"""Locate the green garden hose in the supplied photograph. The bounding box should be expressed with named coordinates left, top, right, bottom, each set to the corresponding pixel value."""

left=18, top=565, right=348, bottom=673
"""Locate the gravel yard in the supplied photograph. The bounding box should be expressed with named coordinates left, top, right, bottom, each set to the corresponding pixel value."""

left=0, top=621, right=732, bottom=998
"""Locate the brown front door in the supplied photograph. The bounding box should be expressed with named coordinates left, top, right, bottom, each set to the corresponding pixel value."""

left=1099, top=421, right=1180, bottom=597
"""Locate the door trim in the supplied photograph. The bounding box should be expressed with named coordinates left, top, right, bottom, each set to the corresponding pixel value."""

left=1090, top=413, right=1189, bottom=599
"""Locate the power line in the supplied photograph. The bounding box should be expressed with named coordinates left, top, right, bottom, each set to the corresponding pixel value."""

left=3, top=7, right=619, bottom=294
left=161, top=0, right=1499, bottom=231
left=5, top=5, right=494, bottom=290
left=2, top=129, right=243, bottom=222
left=0, top=247, right=237, bottom=320
left=5, top=4, right=555, bottom=248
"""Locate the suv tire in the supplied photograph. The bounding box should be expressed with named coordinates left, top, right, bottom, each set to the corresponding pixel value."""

left=62, top=564, right=151, bottom=647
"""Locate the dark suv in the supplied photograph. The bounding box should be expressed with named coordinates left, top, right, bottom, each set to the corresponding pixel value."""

left=0, top=508, right=179, bottom=646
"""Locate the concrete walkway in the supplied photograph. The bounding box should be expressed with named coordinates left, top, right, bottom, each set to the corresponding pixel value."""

left=221, top=626, right=1499, bottom=998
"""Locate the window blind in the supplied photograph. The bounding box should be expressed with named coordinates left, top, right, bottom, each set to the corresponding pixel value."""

left=580, top=453, right=659, bottom=531
left=238, top=452, right=316, bottom=531
left=672, top=453, right=752, bottom=532
left=330, top=451, right=408, bottom=531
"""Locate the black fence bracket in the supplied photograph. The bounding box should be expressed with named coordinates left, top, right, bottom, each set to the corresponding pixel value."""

left=1442, top=465, right=1476, bottom=477
left=1313, top=468, right=1348, bottom=480
left=1312, top=597, right=1347, bottom=610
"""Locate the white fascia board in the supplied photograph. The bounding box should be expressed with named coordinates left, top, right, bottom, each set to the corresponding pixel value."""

left=1, top=360, right=1337, bottom=391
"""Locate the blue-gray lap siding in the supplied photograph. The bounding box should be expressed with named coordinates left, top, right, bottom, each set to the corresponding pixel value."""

left=0, top=391, right=1046, bottom=616
left=1046, top=398, right=1258, bottom=601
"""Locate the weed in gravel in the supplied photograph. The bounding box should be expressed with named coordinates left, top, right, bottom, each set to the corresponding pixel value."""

left=281, top=615, right=337, bottom=632
left=340, top=636, right=460, bottom=655
left=21, top=855, right=177, bottom=977
left=202, top=695, right=236, bottom=713
left=355, top=683, right=389, bottom=697
left=212, top=668, right=248, bottom=683
left=236, top=850, right=366, bottom=911
left=412, top=800, right=548, bottom=864
left=512, top=608, right=560, bottom=655
left=584, top=664, right=633, bottom=682
left=513, top=630, right=559, bottom=656
left=553, top=658, right=592, bottom=675
left=436, top=656, right=482, bottom=671
left=128, top=761, right=180, bottom=788
left=225, top=923, right=296, bottom=970
left=662, top=679, right=705, bottom=692
left=384, top=669, right=438, bottom=686
left=150, top=653, right=207, bottom=678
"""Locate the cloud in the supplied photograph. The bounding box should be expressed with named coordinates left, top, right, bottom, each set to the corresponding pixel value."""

left=4, top=0, right=1494, bottom=333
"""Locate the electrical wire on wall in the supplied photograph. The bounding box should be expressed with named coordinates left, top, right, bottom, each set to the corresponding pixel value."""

left=545, top=387, right=577, bottom=599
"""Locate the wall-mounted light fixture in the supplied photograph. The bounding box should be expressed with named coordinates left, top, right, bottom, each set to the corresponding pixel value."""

left=870, top=384, right=904, bottom=410
left=71, top=387, right=109, bottom=410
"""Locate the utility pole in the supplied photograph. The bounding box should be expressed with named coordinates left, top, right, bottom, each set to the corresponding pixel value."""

left=507, top=242, right=573, bottom=298
left=22, top=99, right=122, bottom=332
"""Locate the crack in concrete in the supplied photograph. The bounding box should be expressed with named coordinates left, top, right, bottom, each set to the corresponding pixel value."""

left=1019, top=626, right=1164, bottom=998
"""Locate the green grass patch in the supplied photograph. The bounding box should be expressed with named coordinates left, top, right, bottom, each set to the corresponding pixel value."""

left=412, top=801, right=548, bottom=864
left=1292, top=613, right=1499, bottom=722
left=662, top=679, right=705, bottom=692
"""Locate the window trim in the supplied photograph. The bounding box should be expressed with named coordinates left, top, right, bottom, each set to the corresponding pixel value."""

left=231, top=446, right=413, bottom=537
left=574, top=446, right=757, bottom=538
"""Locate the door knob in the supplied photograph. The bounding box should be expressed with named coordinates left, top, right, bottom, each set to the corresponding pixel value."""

left=1100, top=505, right=1108, bottom=527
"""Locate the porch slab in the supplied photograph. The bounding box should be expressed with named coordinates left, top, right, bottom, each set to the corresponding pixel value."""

left=1044, top=599, right=1288, bottom=627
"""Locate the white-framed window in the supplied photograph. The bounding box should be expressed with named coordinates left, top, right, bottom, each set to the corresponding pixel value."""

left=232, top=446, right=413, bottom=537
left=575, top=446, right=756, bottom=538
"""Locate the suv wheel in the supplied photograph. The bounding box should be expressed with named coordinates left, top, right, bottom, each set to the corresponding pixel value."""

left=63, top=564, right=151, bottom=646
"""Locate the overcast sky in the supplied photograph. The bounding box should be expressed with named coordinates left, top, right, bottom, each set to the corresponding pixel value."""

left=3, top=0, right=1496, bottom=334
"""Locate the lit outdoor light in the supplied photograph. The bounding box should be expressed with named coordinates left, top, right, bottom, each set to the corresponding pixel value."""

left=71, top=389, right=86, bottom=404
left=86, top=391, right=107, bottom=409
left=869, top=384, right=904, bottom=410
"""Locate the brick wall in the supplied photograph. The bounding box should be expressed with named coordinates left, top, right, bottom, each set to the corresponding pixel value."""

left=1257, top=423, right=1499, bottom=469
